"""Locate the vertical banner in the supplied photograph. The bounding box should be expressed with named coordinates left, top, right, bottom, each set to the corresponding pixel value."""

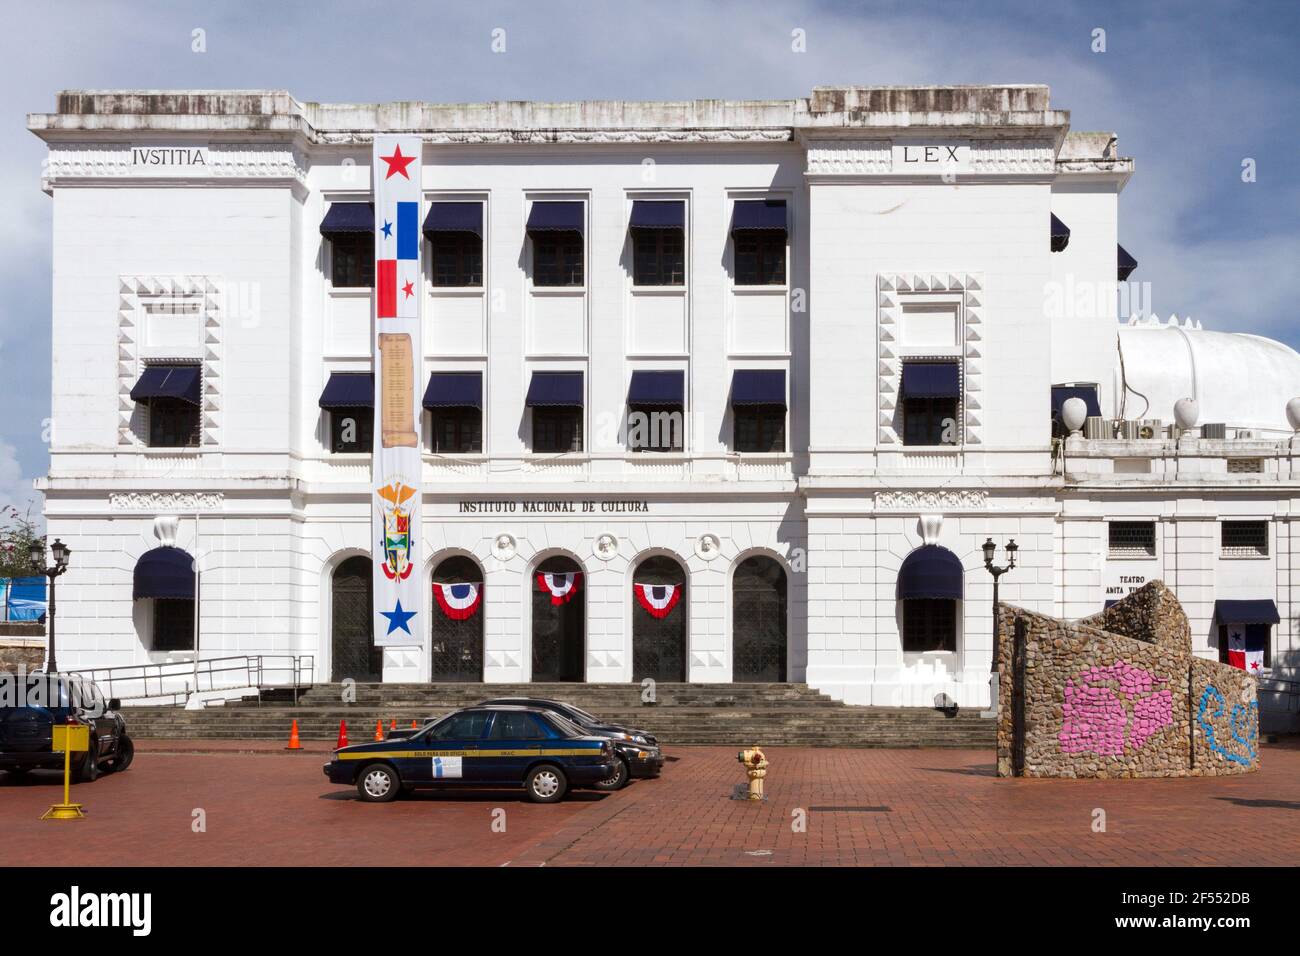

left=371, top=137, right=423, bottom=647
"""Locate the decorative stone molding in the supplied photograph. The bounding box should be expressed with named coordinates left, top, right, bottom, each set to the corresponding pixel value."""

left=110, top=492, right=224, bottom=511
left=694, top=533, right=722, bottom=561
left=315, top=128, right=794, bottom=147
left=876, top=272, right=984, bottom=446
left=42, top=145, right=307, bottom=192
left=968, top=140, right=1055, bottom=174
left=491, top=533, right=517, bottom=561
left=117, top=274, right=222, bottom=449
left=875, top=490, right=988, bottom=510
left=805, top=141, right=891, bottom=175
left=919, top=514, right=943, bottom=544
left=593, top=533, right=619, bottom=561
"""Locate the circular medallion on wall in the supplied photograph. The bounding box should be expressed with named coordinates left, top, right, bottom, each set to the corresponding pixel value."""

left=593, top=533, right=619, bottom=561
left=695, top=533, right=721, bottom=561
left=492, top=533, right=517, bottom=561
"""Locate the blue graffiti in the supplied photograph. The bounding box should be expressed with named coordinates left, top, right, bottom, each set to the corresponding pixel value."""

left=1197, top=686, right=1258, bottom=766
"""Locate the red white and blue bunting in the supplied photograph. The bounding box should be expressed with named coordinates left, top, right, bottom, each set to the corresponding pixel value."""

left=536, top=572, right=582, bottom=606
left=634, top=582, right=682, bottom=619
left=433, top=582, right=482, bottom=620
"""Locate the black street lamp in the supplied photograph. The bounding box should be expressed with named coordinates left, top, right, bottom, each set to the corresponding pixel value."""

left=982, top=537, right=1018, bottom=676
left=29, top=538, right=71, bottom=673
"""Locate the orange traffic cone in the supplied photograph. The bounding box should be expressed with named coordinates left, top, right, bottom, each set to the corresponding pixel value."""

left=389, top=719, right=397, bottom=731
left=336, top=720, right=349, bottom=749
left=374, top=720, right=384, bottom=742
left=410, top=720, right=418, bottom=729
left=286, top=719, right=302, bottom=751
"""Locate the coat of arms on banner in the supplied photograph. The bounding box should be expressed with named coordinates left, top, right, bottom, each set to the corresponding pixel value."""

left=634, top=582, right=682, bottom=619
left=376, top=481, right=416, bottom=581
left=536, top=571, right=582, bottom=605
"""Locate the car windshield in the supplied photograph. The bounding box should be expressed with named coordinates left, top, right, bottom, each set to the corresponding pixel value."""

left=0, top=674, right=71, bottom=710
left=542, top=712, right=587, bottom=738
left=561, top=704, right=602, bottom=725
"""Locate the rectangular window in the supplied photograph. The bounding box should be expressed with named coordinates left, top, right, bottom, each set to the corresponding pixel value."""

left=627, top=405, right=684, bottom=452
left=331, top=234, right=375, bottom=288
left=902, top=396, right=959, bottom=446
left=734, top=405, right=785, bottom=453
left=902, top=599, right=957, bottom=653
left=330, top=407, right=374, bottom=453
left=733, top=231, right=786, bottom=285
left=1221, top=521, right=1268, bottom=557
left=532, top=407, right=583, bottom=452
left=430, top=233, right=483, bottom=287
left=153, top=600, right=195, bottom=652
left=532, top=233, right=584, bottom=287
left=148, top=398, right=201, bottom=448
left=430, top=408, right=482, bottom=453
left=1108, top=521, right=1156, bottom=558
left=632, top=229, right=685, bottom=286
left=1227, top=458, right=1263, bottom=474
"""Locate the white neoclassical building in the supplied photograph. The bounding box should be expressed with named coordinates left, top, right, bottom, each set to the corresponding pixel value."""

left=26, top=86, right=1300, bottom=719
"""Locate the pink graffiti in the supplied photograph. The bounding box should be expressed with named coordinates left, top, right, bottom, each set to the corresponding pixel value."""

left=1059, top=660, right=1173, bottom=756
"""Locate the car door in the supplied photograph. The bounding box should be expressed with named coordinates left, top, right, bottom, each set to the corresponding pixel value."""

left=416, top=710, right=490, bottom=785
left=480, top=711, right=549, bottom=783
left=72, top=680, right=109, bottom=761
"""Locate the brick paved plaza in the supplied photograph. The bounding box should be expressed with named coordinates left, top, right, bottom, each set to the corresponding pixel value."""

left=3, top=741, right=1297, bottom=867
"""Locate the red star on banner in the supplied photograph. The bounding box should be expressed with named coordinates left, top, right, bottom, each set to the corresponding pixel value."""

left=380, top=144, right=416, bottom=179
left=402, top=280, right=414, bottom=298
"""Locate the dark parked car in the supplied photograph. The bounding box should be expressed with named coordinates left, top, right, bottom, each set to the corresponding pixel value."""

left=481, top=697, right=664, bottom=790
left=0, top=673, right=134, bottom=781
left=324, top=705, right=618, bottom=803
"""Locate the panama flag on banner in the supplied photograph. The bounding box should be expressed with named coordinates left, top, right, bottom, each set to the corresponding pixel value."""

left=634, top=582, right=682, bottom=619
left=1226, top=624, right=1266, bottom=673
left=371, top=136, right=423, bottom=648
left=433, top=582, right=482, bottom=620
left=537, top=572, right=582, bottom=606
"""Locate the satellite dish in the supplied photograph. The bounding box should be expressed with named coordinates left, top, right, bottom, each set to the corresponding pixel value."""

left=1061, top=397, right=1088, bottom=435
left=1174, top=397, right=1199, bottom=431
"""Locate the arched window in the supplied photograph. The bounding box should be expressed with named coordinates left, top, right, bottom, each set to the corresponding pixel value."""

left=430, top=555, right=484, bottom=681
left=732, top=555, right=787, bottom=681
left=632, top=555, right=687, bottom=682
left=133, top=546, right=195, bottom=652
left=897, top=545, right=962, bottom=654
left=332, top=556, right=380, bottom=682
left=532, top=555, right=585, bottom=682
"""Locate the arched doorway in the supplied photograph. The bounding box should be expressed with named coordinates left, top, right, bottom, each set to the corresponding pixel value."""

left=430, top=555, right=484, bottom=681
left=632, top=555, right=687, bottom=682
left=732, top=555, right=787, bottom=682
left=532, top=555, right=585, bottom=682
left=331, top=555, right=380, bottom=682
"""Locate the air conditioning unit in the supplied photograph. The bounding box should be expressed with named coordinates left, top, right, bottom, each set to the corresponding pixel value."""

left=1117, top=419, right=1141, bottom=440
left=1083, top=416, right=1109, bottom=440
left=1201, top=422, right=1227, bottom=440
left=1233, top=429, right=1257, bottom=440
left=1136, top=419, right=1163, bottom=440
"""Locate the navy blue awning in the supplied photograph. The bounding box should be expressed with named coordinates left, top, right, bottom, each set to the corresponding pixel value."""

left=731, top=369, right=786, bottom=407
left=1050, top=213, right=1071, bottom=252
left=318, top=372, right=374, bottom=409
left=630, top=200, right=685, bottom=231
left=1104, top=599, right=1119, bottom=610
left=901, top=362, right=960, bottom=399
left=1051, top=384, right=1102, bottom=422
left=130, top=365, right=201, bottom=405
left=526, top=201, right=584, bottom=235
left=423, top=202, right=482, bottom=238
left=628, top=370, right=684, bottom=405
left=526, top=371, right=584, bottom=407
left=423, top=371, right=482, bottom=409
left=731, top=200, right=787, bottom=233
left=133, top=547, right=195, bottom=601
left=897, top=546, right=964, bottom=601
left=1117, top=244, right=1138, bottom=280
left=320, top=202, right=374, bottom=237
left=1214, top=599, right=1280, bottom=625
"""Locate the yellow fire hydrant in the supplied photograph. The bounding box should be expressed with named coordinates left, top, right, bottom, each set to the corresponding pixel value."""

left=737, top=745, right=768, bottom=801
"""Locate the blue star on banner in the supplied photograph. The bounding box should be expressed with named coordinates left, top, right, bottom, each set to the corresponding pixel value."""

left=381, top=219, right=393, bottom=239
left=381, top=599, right=416, bottom=635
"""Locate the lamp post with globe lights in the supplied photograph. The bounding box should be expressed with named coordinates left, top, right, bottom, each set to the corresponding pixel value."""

left=29, top=538, right=71, bottom=673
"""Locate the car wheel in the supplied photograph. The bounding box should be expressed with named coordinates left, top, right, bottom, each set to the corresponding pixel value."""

left=73, top=749, right=100, bottom=783
left=525, top=764, right=567, bottom=803
left=356, top=762, right=400, bottom=803
left=592, top=757, right=629, bottom=792
left=109, top=736, right=134, bottom=773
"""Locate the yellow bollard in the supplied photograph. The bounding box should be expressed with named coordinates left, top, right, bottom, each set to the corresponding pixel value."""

left=736, top=745, right=768, bottom=801
left=41, top=721, right=89, bottom=820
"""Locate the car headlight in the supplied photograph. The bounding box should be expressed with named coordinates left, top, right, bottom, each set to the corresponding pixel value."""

left=631, top=735, right=648, bottom=744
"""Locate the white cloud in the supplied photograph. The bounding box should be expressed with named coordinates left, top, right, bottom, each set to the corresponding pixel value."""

left=0, top=437, right=40, bottom=529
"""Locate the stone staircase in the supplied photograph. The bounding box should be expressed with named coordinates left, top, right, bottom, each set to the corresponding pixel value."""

left=120, top=683, right=994, bottom=748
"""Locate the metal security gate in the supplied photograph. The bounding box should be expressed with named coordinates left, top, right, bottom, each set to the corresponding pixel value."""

left=430, top=556, right=484, bottom=682
left=331, top=556, right=381, bottom=682
left=532, top=556, right=585, bottom=682
left=633, top=556, right=687, bottom=682
left=732, top=556, right=787, bottom=682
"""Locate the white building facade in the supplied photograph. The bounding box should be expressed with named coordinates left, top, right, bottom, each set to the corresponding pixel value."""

left=28, top=87, right=1300, bottom=716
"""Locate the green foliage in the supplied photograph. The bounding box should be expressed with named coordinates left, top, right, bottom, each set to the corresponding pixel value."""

left=0, top=505, right=43, bottom=579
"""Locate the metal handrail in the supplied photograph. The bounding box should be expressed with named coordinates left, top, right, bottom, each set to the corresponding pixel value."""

left=62, top=654, right=315, bottom=706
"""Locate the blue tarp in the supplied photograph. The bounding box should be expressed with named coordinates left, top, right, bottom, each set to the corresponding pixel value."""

left=2, top=576, right=46, bottom=622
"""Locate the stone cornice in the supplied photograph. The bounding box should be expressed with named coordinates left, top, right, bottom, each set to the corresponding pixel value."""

left=40, top=143, right=308, bottom=193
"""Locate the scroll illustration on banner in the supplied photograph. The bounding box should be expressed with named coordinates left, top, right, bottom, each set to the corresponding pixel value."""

left=537, top=572, right=582, bottom=606
left=371, top=136, right=424, bottom=647
left=634, top=582, right=682, bottom=619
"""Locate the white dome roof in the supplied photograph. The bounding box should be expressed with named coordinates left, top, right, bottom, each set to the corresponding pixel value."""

left=1116, top=319, right=1300, bottom=435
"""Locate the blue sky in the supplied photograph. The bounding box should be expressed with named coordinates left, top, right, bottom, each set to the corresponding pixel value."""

left=2, top=0, right=1297, bottom=515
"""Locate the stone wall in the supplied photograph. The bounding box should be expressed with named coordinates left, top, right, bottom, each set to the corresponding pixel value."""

left=0, top=634, right=46, bottom=672
left=995, top=581, right=1258, bottom=778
